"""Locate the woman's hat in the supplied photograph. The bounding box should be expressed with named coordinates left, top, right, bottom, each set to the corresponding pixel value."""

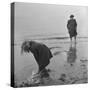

left=70, top=15, right=74, bottom=18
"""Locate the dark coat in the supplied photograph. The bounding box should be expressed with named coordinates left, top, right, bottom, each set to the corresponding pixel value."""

left=29, top=41, right=53, bottom=69
left=67, top=19, right=77, bottom=38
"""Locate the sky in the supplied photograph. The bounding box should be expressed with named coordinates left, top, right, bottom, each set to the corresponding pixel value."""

left=14, top=2, right=88, bottom=42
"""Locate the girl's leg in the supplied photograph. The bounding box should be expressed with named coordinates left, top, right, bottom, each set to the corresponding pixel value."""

left=38, top=65, right=45, bottom=73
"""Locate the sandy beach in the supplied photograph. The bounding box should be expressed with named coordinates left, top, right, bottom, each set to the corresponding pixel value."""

left=14, top=37, right=88, bottom=87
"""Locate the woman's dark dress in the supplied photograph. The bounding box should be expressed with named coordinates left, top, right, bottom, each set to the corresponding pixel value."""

left=67, top=19, right=77, bottom=38
left=30, top=41, right=53, bottom=71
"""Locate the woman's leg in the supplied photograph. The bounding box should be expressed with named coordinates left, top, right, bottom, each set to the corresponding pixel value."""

left=74, top=36, right=76, bottom=42
left=70, top=36, right=72, bottom=42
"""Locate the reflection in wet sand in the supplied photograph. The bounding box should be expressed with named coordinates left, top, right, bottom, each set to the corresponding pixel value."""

left=67, top=42, right=77, bottom=66
left=14, top=38, right=88, bottom=87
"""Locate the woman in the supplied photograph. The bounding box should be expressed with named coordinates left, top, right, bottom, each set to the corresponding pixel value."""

left=67, top=15, right=77, bottom=42
left=21, top=41, right=53, bottom=73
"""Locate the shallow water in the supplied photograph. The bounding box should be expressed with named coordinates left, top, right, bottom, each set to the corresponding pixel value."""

left=14, top=37, right=88, bottom=86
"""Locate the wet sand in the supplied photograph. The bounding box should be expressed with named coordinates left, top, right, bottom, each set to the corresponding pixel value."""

left=14, top=37, right=88, bottom=87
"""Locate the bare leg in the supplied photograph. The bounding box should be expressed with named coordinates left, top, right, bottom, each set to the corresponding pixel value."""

left=70, top=37, right=72, bottom=43
left=74, top=36, right=76, bottom=43
left=39, top=66, right=49, bottom=78
left=39, top=65, right=46, bottom=73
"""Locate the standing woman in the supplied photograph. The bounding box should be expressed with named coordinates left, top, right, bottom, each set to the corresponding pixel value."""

left=67, top=15, right=77, bottom=42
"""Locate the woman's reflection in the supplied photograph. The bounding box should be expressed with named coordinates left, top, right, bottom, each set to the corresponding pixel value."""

left=67, top=42, right=77, bottom=66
